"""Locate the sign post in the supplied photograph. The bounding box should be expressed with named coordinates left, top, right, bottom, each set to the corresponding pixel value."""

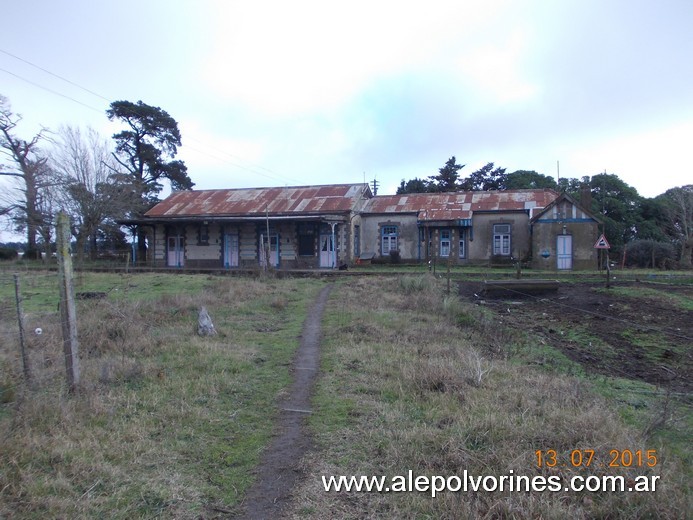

left=594, top=234, right=611, bottom=288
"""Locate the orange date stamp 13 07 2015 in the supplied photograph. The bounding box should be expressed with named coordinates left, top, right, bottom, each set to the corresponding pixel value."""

left=535, top=449, right=658, bottom=469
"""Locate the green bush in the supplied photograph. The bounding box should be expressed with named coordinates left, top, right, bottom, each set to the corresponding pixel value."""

left=21, top=247, right=42, bottom=260
left=625, top=240, right=676, bottom=269
left=0, top=248, right=18, bottom=260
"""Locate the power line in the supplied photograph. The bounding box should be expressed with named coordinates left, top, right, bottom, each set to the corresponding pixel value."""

left=185, top=135, right=290, bottom=181
left=182, top=140, right=304, bottom=185
left=0, top=66, right=103, bottom=114
left=0, top=49, right=306, bottom=187
left=0, top=48, right=110, bottom=102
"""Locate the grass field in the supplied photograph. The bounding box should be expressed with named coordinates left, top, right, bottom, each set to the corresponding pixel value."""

left=0, top=271, right=323, bottom=518
left=0, top=270, right=690, bottom=518
left=290, top=275, right=690, bottom=519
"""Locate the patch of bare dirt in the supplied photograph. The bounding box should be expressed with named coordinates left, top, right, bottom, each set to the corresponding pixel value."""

left=459, top=280, right=692, bottom=394
left=236, top=284, right=333, bottom=519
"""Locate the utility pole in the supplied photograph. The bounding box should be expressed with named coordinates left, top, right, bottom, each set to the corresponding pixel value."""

left=56, top=211, right=80, bottom=391
left=371, top=177, right=379, bottom=196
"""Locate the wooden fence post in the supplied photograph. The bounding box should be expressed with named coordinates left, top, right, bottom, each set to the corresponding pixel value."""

left=446, top=254, right=451, bottom=295
left=13, top=274, right=32, bottom=384
left=56, top=211, right=80, bottom=391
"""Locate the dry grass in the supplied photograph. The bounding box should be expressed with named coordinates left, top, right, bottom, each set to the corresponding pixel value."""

left=1, top=272, right=688, bottom=518
left=289, top=275, right=689, bottom=519
left=0, top=273, right=323, bottom=518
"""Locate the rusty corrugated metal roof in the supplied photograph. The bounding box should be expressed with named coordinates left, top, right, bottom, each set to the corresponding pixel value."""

left=145, top=183, right=370, bottom=218
left=364, top=189, right=558, bottom=221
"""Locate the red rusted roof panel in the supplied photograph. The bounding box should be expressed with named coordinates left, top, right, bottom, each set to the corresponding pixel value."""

left=145, top=184, right=369, bottom=217
left=365, top=189, right=558, bottom=221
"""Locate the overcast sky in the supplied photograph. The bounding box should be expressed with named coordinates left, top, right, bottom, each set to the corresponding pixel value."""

left=1, top=0, right=692, bottom=201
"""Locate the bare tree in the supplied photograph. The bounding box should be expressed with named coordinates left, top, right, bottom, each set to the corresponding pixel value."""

left=35, top=160, right=60, bottom=255
left=51, top=125, right=126, bottom=261
left=0, top=95, right=53, bottom=257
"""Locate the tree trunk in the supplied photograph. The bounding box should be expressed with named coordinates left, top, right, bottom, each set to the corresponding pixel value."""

left=681, top=238, right=693, bottom=268
left=25, top=187, right=39, bottom=253
left=90, top=233, right=98, bottom=261
left=74, top=232, right=85, bottom=263
left=137, top=227, right=148, bottom=264
left=651, top=243, right=656, bottom=269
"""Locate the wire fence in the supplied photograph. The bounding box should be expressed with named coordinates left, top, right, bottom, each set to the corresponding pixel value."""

left=0, top=265, right=224, bottom=411
left=1, top=266, right=691, bottom=410
left=0, top=271, right=69, bottom=400
left=0, top=266, right=157, bottom=405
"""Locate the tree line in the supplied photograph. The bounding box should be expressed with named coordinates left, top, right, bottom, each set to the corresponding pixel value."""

left=398, top=156, right=692, bottom=268
left=0, top=95, right=193, bottom=261
left=2, top=94, right=690, bottom=269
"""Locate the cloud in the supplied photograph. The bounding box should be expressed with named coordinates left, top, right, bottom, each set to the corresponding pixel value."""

left=199, top=0, right=516, bottom=116
left=559, top=119, right=693, bottom=196
left=5, top=0, right=690, bottom=200
left=454, top=27, right=540, bottom=107
left=179, top=119, right=264, bottom=166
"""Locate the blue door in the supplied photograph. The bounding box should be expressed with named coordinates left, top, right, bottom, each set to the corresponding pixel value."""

left=557, top=235, right=573, bottom=270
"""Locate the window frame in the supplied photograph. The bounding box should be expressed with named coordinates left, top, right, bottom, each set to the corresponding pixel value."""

left=493, top=223, right=511, bottom=256
left=298, top=234, right=315, bottom=256
left=197, top=223, right=210, bottom=246
left=458, top=228, right=466, bottom=259
left=297, top=223, right=316, bottom=256
left=440, top=229, right=451, bottom=257
left=381, top=225, right=398, bottom=255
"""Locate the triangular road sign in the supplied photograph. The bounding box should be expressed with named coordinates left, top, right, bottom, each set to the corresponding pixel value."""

left=594, top=234, right=611, bottom=249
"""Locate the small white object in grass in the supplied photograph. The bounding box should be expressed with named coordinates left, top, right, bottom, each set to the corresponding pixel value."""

left=35, top=327, right=43, bottom=335
left=197, top=306, right=217, bottom=336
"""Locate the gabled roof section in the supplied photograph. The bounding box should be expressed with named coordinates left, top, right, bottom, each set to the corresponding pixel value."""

left=530, top=192, right=602, bottom=223
left=145, top=183, right=372, bottom=218
left=364, top=189, right=559, bottom=221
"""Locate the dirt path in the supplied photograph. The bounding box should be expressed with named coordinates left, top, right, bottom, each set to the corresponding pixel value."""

left=237, top=284, right=333, bottom=519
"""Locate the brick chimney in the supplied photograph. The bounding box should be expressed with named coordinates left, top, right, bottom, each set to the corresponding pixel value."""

left=580, top=184, right=592, bottom=209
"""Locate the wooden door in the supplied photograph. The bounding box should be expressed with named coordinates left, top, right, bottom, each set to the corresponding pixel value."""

left=224, top=234, right=239, bottom=267
left=319, top=234, right=334, bottom=268
left=167, top=235, right=184, bottom=267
